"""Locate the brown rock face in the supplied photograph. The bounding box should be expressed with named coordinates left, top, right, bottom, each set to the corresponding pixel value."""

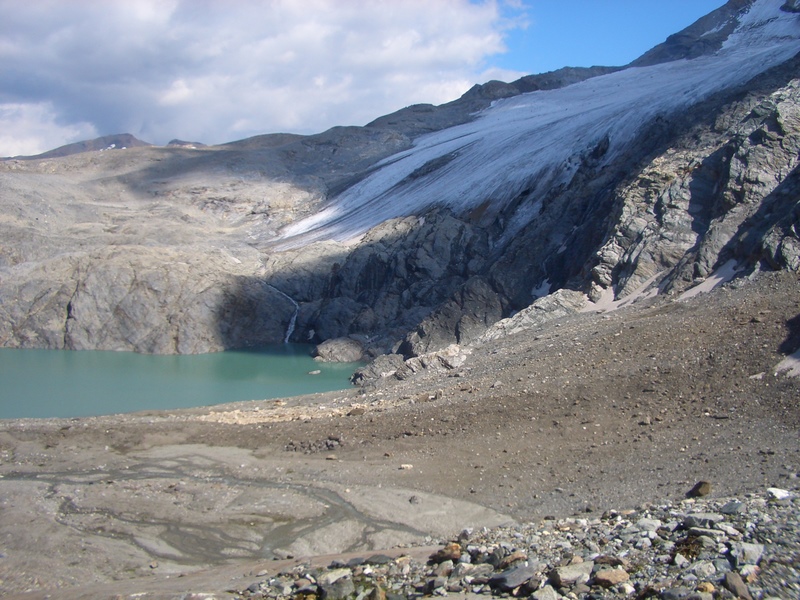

left=429, top=543, right=461, bottom=565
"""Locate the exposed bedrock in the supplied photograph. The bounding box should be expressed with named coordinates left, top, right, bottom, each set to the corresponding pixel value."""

left=369, top=58, right=800, bottom=360
left=266, top=211, right=492, bottom=356
left=591, top=62, right=800, bottom=300
left=0, top=247, right=296, bottom=354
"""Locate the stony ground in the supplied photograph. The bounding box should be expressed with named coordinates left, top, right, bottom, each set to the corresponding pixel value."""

left=235, top=487, right=799, bottom=600
left=0, top=270, right=798, bottom=599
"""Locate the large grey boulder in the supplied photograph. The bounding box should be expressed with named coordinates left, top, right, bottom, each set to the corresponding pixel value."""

left=313, top=337, right=365, bottom=363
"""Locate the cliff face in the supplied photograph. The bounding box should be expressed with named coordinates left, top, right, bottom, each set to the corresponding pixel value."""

left=592, top=67, right=800, bottom=299
left=1, top=0, right=799, bottom=358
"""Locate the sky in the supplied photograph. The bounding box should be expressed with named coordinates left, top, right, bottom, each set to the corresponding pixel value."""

left=0, top=0, right=727, bottom=157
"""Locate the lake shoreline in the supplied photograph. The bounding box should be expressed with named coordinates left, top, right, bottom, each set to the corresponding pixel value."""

left=0, top=344, right=360, bottom=419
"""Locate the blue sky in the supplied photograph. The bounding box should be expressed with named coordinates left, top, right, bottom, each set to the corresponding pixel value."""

left=497, top=1, right=727, bottom=73
left=0, top=0, right=728, bottom=156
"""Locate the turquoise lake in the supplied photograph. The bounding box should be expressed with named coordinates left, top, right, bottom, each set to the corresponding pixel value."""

left=0, top=346, right=359, bottom=420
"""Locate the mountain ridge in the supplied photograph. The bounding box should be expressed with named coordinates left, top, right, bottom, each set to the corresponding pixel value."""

left=3, top=132, right=152, bottom=161
left=1, top=0, right=759, bottom=162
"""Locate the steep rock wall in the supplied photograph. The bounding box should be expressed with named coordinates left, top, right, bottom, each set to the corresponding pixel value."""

left=264, top=211, right=492, bottom=355
left=591, top=60, right=800, bottom=300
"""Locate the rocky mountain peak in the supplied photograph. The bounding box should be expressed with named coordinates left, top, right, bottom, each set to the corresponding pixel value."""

left=631, top=0, right=754, bottom=67
left=783, top=0, right=800, bottom=12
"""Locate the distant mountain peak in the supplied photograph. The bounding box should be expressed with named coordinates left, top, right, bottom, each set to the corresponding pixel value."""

left=167, top=139, right=207, bottom=149
left=631, top=0, right=756, bottom=67
left=9, top=133, right=152, bottom=161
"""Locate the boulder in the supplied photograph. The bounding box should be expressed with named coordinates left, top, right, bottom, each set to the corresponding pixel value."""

left=549, top=561, right=594, bottom=587
left=480, top=289, right=587, bottom=342
left=313, top=337, right=365, bottom=363
left=594, top=568, right=630, bottom=588
left=488, top=563, right=540, bottom=592
left=350, top=353, right=406, bottom=384
left=731, top=542, right=765, bottom=566
left=722, top=572, right=753, bottom=600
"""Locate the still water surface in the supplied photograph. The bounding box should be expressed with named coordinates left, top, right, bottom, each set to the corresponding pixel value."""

left=0, top=345, right=359, bottom=419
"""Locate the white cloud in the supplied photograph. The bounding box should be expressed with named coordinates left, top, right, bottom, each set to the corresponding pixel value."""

left=0, top=0, right=527, bottom=155
left=0, top=103, right=97, bottom=157
left=160, top=79, right=194, bottom=106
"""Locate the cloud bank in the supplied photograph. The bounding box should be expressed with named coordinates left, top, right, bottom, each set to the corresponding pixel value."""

left=0, top=0, right=525, bottom=156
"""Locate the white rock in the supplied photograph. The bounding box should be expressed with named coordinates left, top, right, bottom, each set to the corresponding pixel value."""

left=636, top=518, right=662, bottom=532
left=766, top=487, right=794, bottom=500
left=732, top=542, right=765, bottom=566
left=621, top=582, right=636, bottom=595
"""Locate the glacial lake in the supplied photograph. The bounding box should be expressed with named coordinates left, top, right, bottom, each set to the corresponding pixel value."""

left=0, top=345, right=360, bottom=420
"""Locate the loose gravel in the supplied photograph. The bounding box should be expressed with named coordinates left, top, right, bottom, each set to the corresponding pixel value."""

left=237, top=487, right=799, bottom=600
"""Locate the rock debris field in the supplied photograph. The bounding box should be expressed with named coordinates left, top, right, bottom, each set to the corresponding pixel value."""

left=0, top=270, right=798, bottom=599
left=236, top=486, right=799, bottom=600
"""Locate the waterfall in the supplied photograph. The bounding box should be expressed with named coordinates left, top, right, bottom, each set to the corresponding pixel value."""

left=283, top=304, right=299, bottom=344
left=267, top=285, right=300, bottom=344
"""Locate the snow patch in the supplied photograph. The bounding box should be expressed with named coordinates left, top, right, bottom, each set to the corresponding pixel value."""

left=678, top=260, right=742, bottom=300
left=583, top=271, right=665, bottom=313
left=531, top=279, right=551, bottom=299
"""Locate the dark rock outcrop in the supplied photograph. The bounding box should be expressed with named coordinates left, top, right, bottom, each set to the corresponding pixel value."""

left=269, top=212, right=491, bottom=354
left=783, top=0, right=800, bottom=13
left=631, top=0, right=752, bottom=67
left=590, top=55, right=800, bottom=300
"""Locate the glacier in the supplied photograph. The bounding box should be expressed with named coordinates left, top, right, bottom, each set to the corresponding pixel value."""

left=277, top=0, right=800, bottom=249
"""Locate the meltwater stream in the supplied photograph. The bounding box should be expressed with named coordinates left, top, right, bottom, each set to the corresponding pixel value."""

left=0, top=345, right=359, bottom=419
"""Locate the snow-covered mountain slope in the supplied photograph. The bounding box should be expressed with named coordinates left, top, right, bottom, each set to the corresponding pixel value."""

left=277, top=0, right=800, bottom=248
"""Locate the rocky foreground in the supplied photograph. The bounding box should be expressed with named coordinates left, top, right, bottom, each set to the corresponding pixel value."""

left=235, top=487, right=799, bottom=600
